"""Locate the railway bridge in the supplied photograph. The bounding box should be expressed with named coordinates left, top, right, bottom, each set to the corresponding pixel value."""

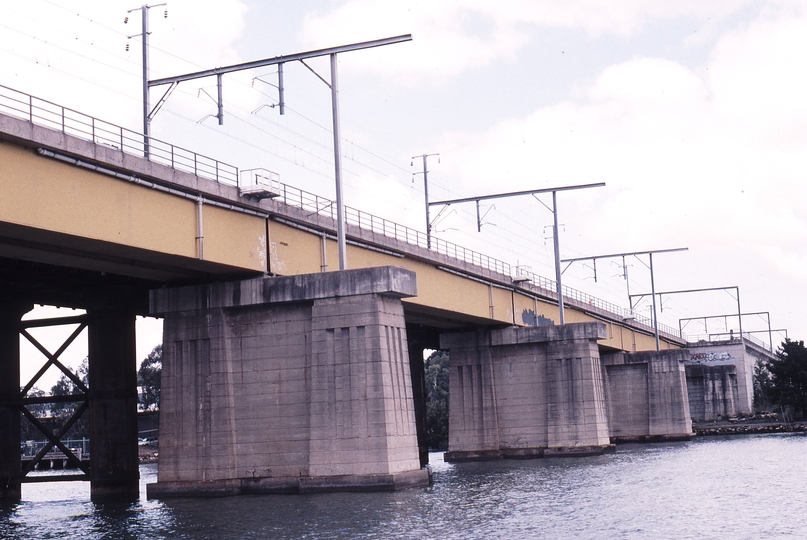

left=0, top=86, right=693, bottom=500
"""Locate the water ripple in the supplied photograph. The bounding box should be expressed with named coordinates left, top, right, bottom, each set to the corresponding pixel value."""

left=2, top=435, right=806, bottom=539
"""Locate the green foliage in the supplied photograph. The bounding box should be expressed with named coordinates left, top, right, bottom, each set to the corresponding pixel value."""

left=20, top=387, right=48, bottom=441
left=425, top=350, right=449, bottom=450
left=138, top=344, right=162, bottom=411
left=48, top=357, right=90, bottom=438
left=753, top=359, right=773, bottom=410
left=756, top=339, right=807, bottom=419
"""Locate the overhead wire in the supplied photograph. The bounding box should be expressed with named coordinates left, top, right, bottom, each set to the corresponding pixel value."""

left=3, top=2, right=695, bottom=325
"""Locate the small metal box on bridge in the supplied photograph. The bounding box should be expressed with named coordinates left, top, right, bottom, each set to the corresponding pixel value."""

left=239, top=168, right=281, bottom=199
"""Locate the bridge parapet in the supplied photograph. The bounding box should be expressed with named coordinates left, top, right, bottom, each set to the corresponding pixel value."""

left=0, top=83, right=683, bottom=349
left=0, top=83, right=237, bottom=185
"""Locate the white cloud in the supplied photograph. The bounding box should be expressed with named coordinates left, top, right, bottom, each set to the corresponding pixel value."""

left=708, top=3, right=807, bottom=149
left=431, top=3, right=807, bottom=307
left=299, top=0, right=758, bottom=84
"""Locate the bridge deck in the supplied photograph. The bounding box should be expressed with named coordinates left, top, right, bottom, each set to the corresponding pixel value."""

left=0, top=85, right=683, bottom=352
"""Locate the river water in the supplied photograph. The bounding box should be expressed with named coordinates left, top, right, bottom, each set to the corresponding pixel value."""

left=2, top=434, right=806, bottom=539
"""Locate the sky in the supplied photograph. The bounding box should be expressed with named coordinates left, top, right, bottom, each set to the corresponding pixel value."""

left=2, top=0, right=806, bottom=386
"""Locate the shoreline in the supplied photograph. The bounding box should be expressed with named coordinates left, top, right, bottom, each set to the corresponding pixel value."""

left=693, top=421, right=807, bottom=436
left=138, top=444, right=158, bottom=463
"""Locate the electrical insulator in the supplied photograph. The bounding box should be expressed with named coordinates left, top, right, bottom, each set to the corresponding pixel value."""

left=124, top=16, right=128, bottom=24
left=164, top=9, right=168, bottom=18
left=125, top=42, right=130, bottom=51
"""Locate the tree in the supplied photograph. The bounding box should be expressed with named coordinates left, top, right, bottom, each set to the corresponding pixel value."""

left=138, top=344, right=162, bottom=411
left=424, top=350, right=449, bottom=450
left=753, top=359, right=773, bottom=410
left=757, top=339, right=807, bottom=419
left=49, top=357, right=90, bottom=439
left=20, top=386, right=49, bottom=442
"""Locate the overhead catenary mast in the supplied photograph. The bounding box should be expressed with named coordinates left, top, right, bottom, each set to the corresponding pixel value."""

left=429, top=183, right=605, bottom=324
left=411, top=153, right=439, bottom=250
left=562, top=247, right=688, bottom=350
left=125, top=3, right=167, bottom=159
left=145, top=34, right=413, bottom=271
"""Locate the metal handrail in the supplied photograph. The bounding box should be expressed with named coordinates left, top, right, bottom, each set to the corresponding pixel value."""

left=0, top=84, right=683, bottom=340
left=686, top=332, right=770, bottom=351
left=0, top=84, right=238, bottom=185
left=274, top=181, right=683, bottom=339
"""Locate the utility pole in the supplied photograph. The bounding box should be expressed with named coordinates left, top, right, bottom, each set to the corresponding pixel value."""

left=126, top=3, right=166, bottom=159
left=412, top=153, right=439, bottom=249
left=552, top=190, right=564, bottom=323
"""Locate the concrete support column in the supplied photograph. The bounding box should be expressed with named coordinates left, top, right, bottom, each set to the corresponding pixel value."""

left=545, top=336, right=611, bottom=455
left=441, top=331, right=500, bottom=461
left=306, top=293, right=423, bottom=489
left=87, top=308, right=139, bottom=500
left=441, top=323, right=612, bottom=462
left=0, top=302, right=32, bottom=501
left=147, top=266, right=429, bottom=498
left=646, top=350, right=693, bottom=438
left=603, top=351, right=694, bottom=442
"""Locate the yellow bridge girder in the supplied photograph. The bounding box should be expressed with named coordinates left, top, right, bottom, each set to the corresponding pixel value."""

left=0, top=113, right=679, bottom=352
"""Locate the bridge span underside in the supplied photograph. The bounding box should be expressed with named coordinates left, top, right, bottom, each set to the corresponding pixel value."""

left=0, top=258, right=154, bottom=500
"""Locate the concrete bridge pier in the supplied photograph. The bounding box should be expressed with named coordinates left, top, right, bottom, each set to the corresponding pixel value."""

left=441, top=323, right=613, bottom=461
left=87, top=307, right=140, bottom=500
left=0, top=301, right=32, bottom=502
left=405, top=326, right=440, bottom=468
left=602, top=350, right=693, bottom=442
left=147, top=266, right=430, bottom=498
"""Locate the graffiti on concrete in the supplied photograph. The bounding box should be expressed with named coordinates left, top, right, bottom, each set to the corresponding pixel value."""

left=689, top=351, right=732, bottom=364
left=522, top=309, right=554, bottom=327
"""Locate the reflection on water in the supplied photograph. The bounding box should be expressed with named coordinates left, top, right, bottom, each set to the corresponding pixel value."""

left=2, top=434, right=806, bottom=539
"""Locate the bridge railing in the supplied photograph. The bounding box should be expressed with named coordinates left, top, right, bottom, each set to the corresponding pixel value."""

left=743, top=333, right=770, bottom=351
left=687, top=332, right=771, bottom=352
left=274, top=181, right=683, bottom=339
left=0, top=84, right=238, bottom=185
left=0, top=84, right=683, bottom=340
left=21, top=438, right=90, bottom=457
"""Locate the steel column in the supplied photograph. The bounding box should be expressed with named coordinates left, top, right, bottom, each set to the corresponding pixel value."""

left=0, top=302, right=32, bottom=501
left=330, top=53, right=347, bottom=270
left=87, top=308, right=139, bottom=500
left=552, top=191, right=564, bottom=324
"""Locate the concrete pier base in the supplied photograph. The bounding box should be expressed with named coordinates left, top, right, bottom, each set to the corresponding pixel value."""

left=147, top=266, right=429, bottom=498
left=441, top=323, right=614, bottom=462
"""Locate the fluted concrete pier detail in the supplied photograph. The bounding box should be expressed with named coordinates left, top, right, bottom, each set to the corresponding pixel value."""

left=147, top=266, right=429, bottom=498
left=440, top=324, right=694, bottom=462
left=441, top=323, right=614, bottom=461
left=602, top=350, right=694, bottom=442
